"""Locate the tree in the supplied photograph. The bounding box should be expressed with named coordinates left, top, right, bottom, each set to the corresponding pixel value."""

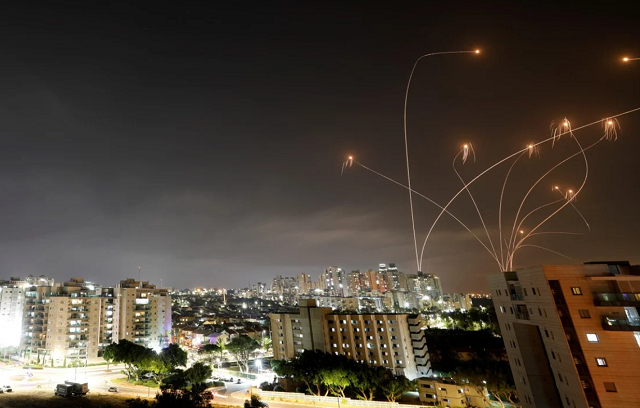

left=108, top=339, right=159, bottom=382
left=161, top=344, right=188, bottom=372
left=198, top=343, right=223, bottom=366
left=185, top=362, right=212, bottom=384
left=272, top=350, right=327, bottom=396
left=155, top=386, right=208, bottom=408
left=453, top=360, right=517, bottom=408
left=320, top=366, right=350, bottom=398
left=380, top=374, right=413, bottom=402
left=259, top=336, right=272, bottom=353
left=226, top=335, right=259, bottom=373
left=350, top=365, right=384, bottom=400
left=103, top=343, right=116, bottom=371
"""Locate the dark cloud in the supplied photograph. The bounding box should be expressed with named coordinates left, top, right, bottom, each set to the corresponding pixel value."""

left=0, top=2, right=639, bottom=291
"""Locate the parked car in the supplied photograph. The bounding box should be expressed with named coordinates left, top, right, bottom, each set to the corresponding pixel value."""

left=2, top=385, right=11, bottom=393
left=108, top=387, right=119, bottom=393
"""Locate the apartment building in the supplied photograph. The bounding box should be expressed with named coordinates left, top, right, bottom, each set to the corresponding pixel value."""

left=417, top=377, right=486, bottom=407
left=323, top=312, right=418, bottom=378
left=23, top=277, right=108, bottom=365
left=270, top=299, right=428, bottom=379
left=0, top=282, right=26, bottom=347
left=21, top=277, right=170, bottom=365
left=271, top=299, right=333, bottom=360
left=489, top=261, right=640, bottom=408
left=115, top=279, right=172, bottom=350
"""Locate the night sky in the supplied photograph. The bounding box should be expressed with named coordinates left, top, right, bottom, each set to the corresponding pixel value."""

left=1, top=2, right=639, bottom=292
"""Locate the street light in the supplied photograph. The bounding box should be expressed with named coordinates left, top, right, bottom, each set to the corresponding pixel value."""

left=622, top=56, right=640, bottom=62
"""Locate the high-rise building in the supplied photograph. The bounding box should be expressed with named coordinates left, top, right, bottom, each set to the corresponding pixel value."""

left=319, top=267, right=346, bottom=296
left=22, top=277, right=109, bottom=365
left=270, top=299, right=333, bottom=360
left=407, top=272, right=443, bottom=302
left=270, top=299, right=429, bottom=379
left=296, top=274, right=312, bottom=294
left=489, top=261, right=640, bottom=408
left=0, top=281, right=27, bottom=347
left=381, top=263, right=408, bottom=292
left=367, top=269, right=389, bottom=293
left=115, top=279, right=172, bottom=350
left=346, top=270, right=370, bottom=296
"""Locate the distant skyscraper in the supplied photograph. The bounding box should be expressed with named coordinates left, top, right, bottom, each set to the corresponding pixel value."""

left=319, top=267, right=345, bottom=296
left=296, top=273, right=312, bottom=294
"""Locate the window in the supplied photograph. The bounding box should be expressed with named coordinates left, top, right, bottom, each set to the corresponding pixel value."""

left=551, top=351, right=556, bottom=360
left=571, top=287, right=582, bottom=295
left=578, top=309, right=591, bottom=319
left=500, top=306, right=505, bottom=313
left=523, top=288, right=528, bottom=296
left=532, top=288, right=537, bottom=295
left=586, top=333, right=599, bottom=343
left=596, top=358, right=608, bottom=366
left=603, top=382, right=617, bottom=392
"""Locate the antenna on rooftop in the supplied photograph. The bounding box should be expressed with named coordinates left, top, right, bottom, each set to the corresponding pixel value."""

left=138, top=266, right=141, bottom=288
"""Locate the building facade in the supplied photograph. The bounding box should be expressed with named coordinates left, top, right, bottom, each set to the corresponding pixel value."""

left=270, top=299, right=332, bottom=360
left=489, top=262, right=640, bottom=408
left=0, top=282, right=26, bottom=347
left=115, top=279, right=172, bottom=350
left=417, top=377, right=486, bottom=407
left=270, top=299, right=428, bottom=379
left=21, top=277, right=170, bottom=366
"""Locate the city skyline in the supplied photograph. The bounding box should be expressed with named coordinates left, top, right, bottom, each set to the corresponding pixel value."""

left=1, top=3, right=640, bottom=292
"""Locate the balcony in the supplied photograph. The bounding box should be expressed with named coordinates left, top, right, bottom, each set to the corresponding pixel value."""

left=515, top=312, right=530, bottom=320
left=510, top=293, right=524, bottom=301
left=601, top=316, right=640, bottom=331
left=593, top=292, right=640, bottom=306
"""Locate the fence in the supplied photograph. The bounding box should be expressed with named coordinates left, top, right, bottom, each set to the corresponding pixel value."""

left=251, top=388, right=427, bottom=408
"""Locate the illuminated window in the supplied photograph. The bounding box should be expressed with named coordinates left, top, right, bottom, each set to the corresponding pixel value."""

left=571, top=287, right=582, bottom=295
left=596, top=358, right=608, bottom=367
left=586, top=333, right=599, bottom=343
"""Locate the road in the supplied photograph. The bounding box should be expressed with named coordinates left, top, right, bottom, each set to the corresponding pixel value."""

left=0, top=365, right=312, bottom=407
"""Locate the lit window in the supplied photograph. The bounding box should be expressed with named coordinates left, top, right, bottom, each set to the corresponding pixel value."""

left=596, top=358, right=607, bottom=367
left=571, top=287, right=582, bottom=295
left=586, top=333, right=599, bottom=343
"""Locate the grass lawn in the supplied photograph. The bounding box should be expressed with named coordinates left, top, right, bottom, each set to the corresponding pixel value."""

left=0, top=389, right=150, bottom=408
left=112, top=377, right=159, bottom=388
